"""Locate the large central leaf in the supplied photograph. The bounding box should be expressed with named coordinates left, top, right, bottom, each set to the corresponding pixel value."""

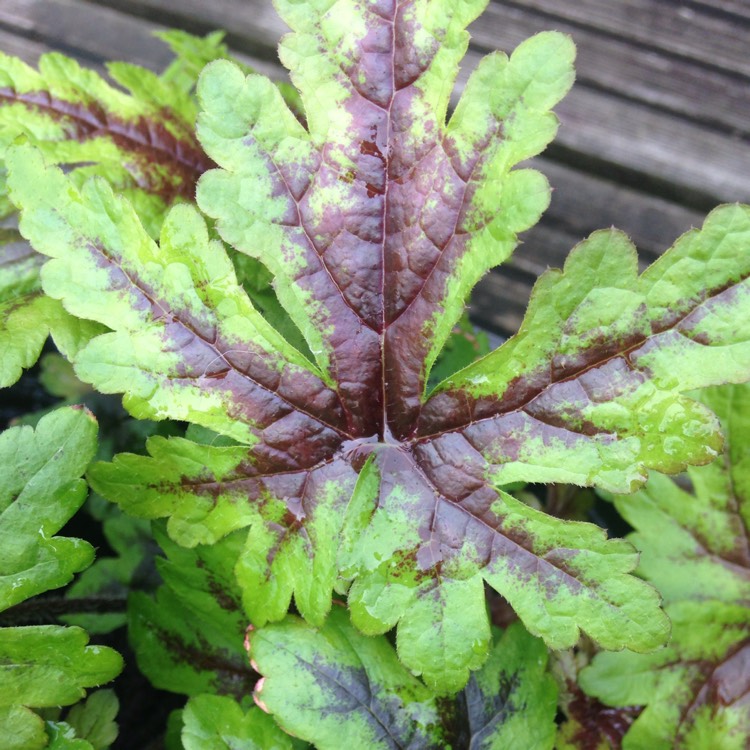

left=196, top=0, right=568, bottom=435
left=7, top=0, right=750, bottom=691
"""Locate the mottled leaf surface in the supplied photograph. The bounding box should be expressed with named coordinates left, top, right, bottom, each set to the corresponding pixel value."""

left=129, top=526, right=256, bottom=699
left=0, top=36, right=217, bottom=385
left=9, top=0, right=750, bottom=691
left=0, top=46, right=210, bottom=228
left=182, top=695, right=299, bottom=750
left=460, top=623, right=557, bottom=749
left=581, top=384, right=750, bottom=749
left=249, top=606, right=447, bottom=749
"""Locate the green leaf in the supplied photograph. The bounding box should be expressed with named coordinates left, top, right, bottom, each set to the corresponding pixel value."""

left=0, top=705, right=46, bottom=750
left=158, top=30, right=239, bottom=94
left=463, top=623, right=558, bottom=749
left=0, top=407, right=98, bottom=611
left=128, top=526, right=255, bottom=699
left=0, top=626, right=122, bottom=740
left=64, top=690, right=119, bottom=750
left=0, top=229, right=102, bottom=388
left=0, top=407, right=122, bottom=748
left=44, top=723, right=94, bottom=750
left=182, top=695, right=297, bottom=750
left=581, top=383, right=750, bottom=749
left=248, top=606, right=447, bottom=749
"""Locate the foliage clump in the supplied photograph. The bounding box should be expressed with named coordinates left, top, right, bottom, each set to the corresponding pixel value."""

left=0, top=1, right=749, bottom=747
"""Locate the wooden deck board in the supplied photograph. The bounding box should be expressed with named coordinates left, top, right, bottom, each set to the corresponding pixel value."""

left=1, top=0, right=747, bottom=336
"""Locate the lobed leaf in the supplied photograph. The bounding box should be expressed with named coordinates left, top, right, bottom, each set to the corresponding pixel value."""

left=64, top=690, right=119, bottom=750
left=128, top=526, right=256, bottom=700
left=0, top=626, right=122, bottom=750
left=581, top=384, right=750, bottom=748
left=0, top=228, right=103, bottom=388
left=248, top=605, right=448, bottom=749
left=196, top=4, right=574, bottom=433
left=7, top=148, right=340, bottom=446
left=459, top=622, right=558, bottom=749
left=0, top=47, right=210, bottom=225
left=0, top=36, right=219, bottom=386
left=0, top=408, right=122, bottom=748
left=10, top=0, right=750, bottom=692
left=181, top=695, right=299, bottom=750
left=0, top=407, right=97, bottom=610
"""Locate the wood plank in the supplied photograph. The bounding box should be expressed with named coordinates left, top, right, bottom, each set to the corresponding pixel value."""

left=0, top=0, right=172, bottom=69
left=6, top=1, right=746, bottom=205
left=470, top=4, right=750, bottom=135
left=0, top=0, right=283, bottom=79
left=547, top=83, right=750, bottom=205
left=503, top=0, right=750, bottom=78
left=84, top=0, right=285, bottom=60
left=472, top=266, right=536, bottom=336
left=537, top=159, right=704, bottom=258
left=692, top=0, right=750, bottom=21
left=0, top=28, right=58, bottom=65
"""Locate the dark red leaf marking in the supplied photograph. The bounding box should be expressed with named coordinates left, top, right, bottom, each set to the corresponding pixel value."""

left=0, top=88, right=213, bottom=202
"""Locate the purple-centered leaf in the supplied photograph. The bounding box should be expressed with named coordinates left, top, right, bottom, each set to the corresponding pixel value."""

left=8, top=0, right=750, bottom=690
left=0, top=49, right=212, bottom=221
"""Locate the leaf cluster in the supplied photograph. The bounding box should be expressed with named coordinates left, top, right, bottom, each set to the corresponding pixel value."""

left=0, top=1, right=749, bottom=747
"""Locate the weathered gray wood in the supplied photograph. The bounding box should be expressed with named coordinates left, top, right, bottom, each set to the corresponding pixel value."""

left=693, top=0, right=750, bottom=20
left=0, top=28, right=56, bottom=66
left=85, top=0, right=285, bottom=59
left=528, top=159, right=704, bottom=261
left=506, top=0, right=750, bottom=78
left=472, top=266, right=537, bottom=335
left=472, top=4, right=750, bottom=134
left=0, top=0, right=285, bottom=80
left=0, top=0, right=172, bottom=69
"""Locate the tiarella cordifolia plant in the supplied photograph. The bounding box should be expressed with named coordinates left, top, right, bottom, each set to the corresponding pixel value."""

left=1, top=0, right=749, bottom=747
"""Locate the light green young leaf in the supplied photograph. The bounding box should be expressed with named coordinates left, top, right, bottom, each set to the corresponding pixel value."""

left=158, top=30, right=250, bottom=93
left=581, top=384, right=750, bottom=749
left=182, top=695, right=297, bottom=750
left=249, top=606, right=447, bottom=749
left=0, top=229, right=102, bottom=388
left=65, top=690, right=119, bottom=750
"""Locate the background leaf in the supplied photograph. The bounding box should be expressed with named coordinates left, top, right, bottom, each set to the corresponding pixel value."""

left=128, top=526, right=256, bottom=700
left=249, top=606, right=447, bottom=749
left=181, top=694, right=299, bottom=750
left=461, top=623, right=557, bottom=749
left=0, top=407, right=97, bottom=610
left=581, top=383, right=750, bottom=748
